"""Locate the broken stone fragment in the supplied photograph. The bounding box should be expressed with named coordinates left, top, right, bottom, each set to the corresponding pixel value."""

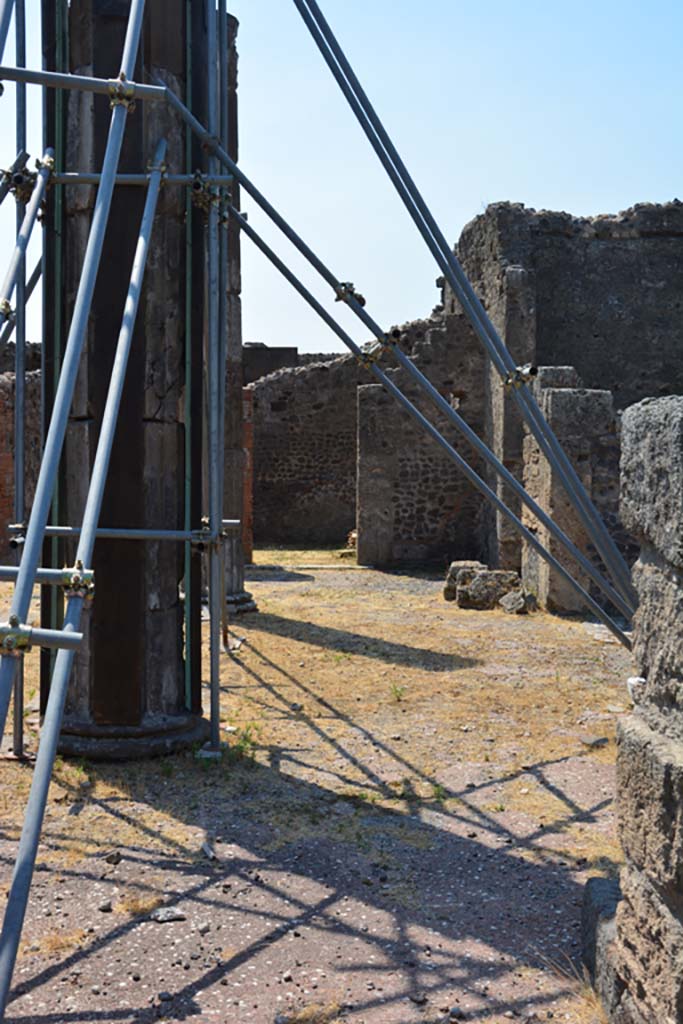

left=443, top=560, right=487, bottom=601
left=150, top=906, right=187, bottom=923
left=455, top=568, right=521, bottom=610
left=499, top=589, right=538, bottom=615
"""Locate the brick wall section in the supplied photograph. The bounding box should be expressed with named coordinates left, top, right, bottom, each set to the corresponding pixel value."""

left=0, top=370, right=42, bottom=559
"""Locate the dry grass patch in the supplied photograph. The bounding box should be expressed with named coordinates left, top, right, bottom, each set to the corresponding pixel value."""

left=21, top=927, right=88, bottom=960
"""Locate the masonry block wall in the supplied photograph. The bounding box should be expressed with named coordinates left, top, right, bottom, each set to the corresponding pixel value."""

left=458, top=200, right=683, bottom=569
left=356, top=313, right=485, bottom=567
left=589, top=395, right=683, bottom=1023
left=0, top=371, right=41, bottom=559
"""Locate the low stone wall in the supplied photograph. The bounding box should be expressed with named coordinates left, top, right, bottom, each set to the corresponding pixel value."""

left=0, top=371, right=41, bottom=558
left=588, top=395, right=683, bottom=1022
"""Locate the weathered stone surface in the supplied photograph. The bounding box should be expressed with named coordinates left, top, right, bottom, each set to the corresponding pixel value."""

left=613, top=865, right=683, bottom=1024
left=443, top=560, right=486, bottom=601
left=582, top=876, right=623, bottom=1019
left=498, top=589, right=536, bottom=614
left=456, top=569, right=520, bottom=610
left=621, top=396, right=683, bottom=570
left=629, top=551, right=683, bottom=737
left=357, top=315, right=486, bottom=568
left=617, top=715, right=683, bottom=888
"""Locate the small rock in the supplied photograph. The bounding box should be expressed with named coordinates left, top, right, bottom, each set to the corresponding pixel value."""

left=150, top=907, right=187, bottom=923
left=158, top=991, right=173, bottom=1002
left=98, top=900, right=112, bottom=913
left=91, top=985, right=100, bottom=995
left=450, top=1009, right=467, bottom=1021
left=290, top=703, right=303, bottom=713
left=409, top=992, right=427, bottom=1005
left=499, top=589, right=537, bottom=615
left=580, top=734, right=609, bottom=749
left=282, top=970, right=293, bottom=982
left=197, top=922, right=210, bottom=935
left=201, top=841, right=217, bottom=861
left=104, top=850, right=121, bottom=865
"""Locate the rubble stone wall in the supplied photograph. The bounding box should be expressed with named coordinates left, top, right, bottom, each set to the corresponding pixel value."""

left=356, top=313, right=486, bottom=567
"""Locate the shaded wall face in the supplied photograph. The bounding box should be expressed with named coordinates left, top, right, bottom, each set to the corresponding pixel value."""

left=533, top=233, right=683, bottom=409
left=356, top=315, right=486, bottom=568
left=251, top=356, right=365, bottom=546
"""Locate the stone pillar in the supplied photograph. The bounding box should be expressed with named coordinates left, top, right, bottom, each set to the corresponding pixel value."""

left=221, top=16, right=252, bottom=612
left=43, top=0, right=208, bottom=757
left=484, top=265, right=537, bottom=570
left=587, top=395, right=683, bottom=1023
left=520, top=368, right=620, bottom=612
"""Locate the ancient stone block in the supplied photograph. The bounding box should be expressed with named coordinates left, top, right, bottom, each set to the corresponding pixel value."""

left=613, top=864, right=683, bottom=1024
left=629, top=551, right=683, bottom=735
left=617, top=715, right=683, bottom=888
left=443, top=560, right=486, bottom=601
left=499, top=589, right=536, bottom=614
left=456, top=569, right=520, bottom=609
left=621, top=396, right=683, bottom=570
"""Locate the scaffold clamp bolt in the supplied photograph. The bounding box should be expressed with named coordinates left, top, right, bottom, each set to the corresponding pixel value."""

left=503, top=363, right=538, bottom=389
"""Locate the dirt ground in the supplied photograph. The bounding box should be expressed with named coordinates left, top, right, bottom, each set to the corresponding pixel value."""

left=0, top=550, right=633, bottom=1024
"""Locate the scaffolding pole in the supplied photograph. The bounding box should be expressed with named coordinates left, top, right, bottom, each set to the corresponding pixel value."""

left=0, top=0, right=146, bottom=750
left=0, top=129, right=164, bottom=1017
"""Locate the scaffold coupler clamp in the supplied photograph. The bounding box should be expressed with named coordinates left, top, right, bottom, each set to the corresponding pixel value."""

left=8, top=167, right=37, bottom=206
left=355, top=338, right=391, bottom=370
left=190, top=171, right=218, bottom=220
left=335, top=281, right=366, bottom=308
left=0, top=297, right=13, bottom=323
left=108, top=73, right=136, bottom=112
left=147, top=156, right=168, bottom=180
left=0, top=615, right=32, bottom=656
left=503, top=363, right=538, bottom=390
left=61, top=561, right=95, bottom=600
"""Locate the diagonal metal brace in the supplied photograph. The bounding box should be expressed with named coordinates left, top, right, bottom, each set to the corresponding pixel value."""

left=355, top=338, right=391, bottom=370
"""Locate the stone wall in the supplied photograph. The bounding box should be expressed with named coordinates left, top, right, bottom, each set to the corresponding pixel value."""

left=0, top=371, right=41, bottom=559
left=587, top=395, right=683, bottom=1023
left=356, top=312, right=485, bottom=567
left=251, top=354, right=367, bottom=545
left=458, top=200, right=683, bottom=567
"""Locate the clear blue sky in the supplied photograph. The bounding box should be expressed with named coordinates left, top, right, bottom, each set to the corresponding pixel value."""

left=2, top=1, right=682, bottom=353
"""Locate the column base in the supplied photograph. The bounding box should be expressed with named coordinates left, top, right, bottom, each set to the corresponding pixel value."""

left=57, top=713, right=210, bottom=760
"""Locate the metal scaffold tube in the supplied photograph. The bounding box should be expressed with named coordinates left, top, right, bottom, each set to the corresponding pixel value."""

left=0, top=0, right=146, bottom=748
left=0, top=64, right=165, bottom=101
left=12, top=0, right=26, bottom=759
left=0, top=149, right=53, bottom=332
left=0, top=259, right=40, bottom=350
left=0, top=132, right=165, bottom=1016
left=228, top=205, right=631, bottom=650
left=291, top=0, right=636, bottom=612
left=0, top=0, right=14, bottom=64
